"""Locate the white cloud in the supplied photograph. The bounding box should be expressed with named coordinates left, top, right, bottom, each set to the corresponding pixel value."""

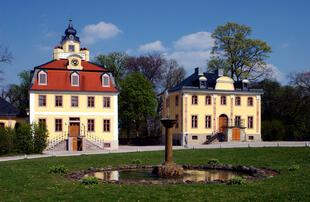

left=81, top=21, right=122, bottom=44
left=173, top=32, right=214, bottom=50
left=267, top=64, right=285, bottom=82
left=169, top=50, right=212, bottom=71
left=138, top=41, right=166, bottom=52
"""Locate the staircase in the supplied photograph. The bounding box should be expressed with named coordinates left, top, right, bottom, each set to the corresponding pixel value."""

left=204, top=132, right=221, bottom=144
left=84, top=133, right=104, bottom=149
left=46, top=132, right=68, bottom=150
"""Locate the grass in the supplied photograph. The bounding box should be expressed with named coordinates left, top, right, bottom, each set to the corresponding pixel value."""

left=1, top=147, right=310, bottom=201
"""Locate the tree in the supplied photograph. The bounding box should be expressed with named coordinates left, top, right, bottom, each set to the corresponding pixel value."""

left=4, top=70, right=30, bottom=113
left=119, top=72, right=157, bottom=138
left=163, top=59, right=186, bottom=90
left=93, top=52, right=128, bottom=88
left=208, top=22, right=272, bottom=81
left=126, top=53, right=167, bottom=91
left=289, top=71, right=310, bottom=92
left=0, top=45, right=12, bottom=65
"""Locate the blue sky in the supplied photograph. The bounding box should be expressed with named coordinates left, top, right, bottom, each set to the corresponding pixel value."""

left=0, top=0, right=309, bottom=87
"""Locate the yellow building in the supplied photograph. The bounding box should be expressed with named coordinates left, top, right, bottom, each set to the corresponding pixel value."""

left=0, top=98, right=26, bottom=129
left=162, top=67, right=263, bottom=145
left=29, top=20, right=119, bottom=151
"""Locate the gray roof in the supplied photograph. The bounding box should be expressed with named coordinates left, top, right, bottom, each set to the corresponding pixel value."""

left=0, top=98, right=26, bottom=117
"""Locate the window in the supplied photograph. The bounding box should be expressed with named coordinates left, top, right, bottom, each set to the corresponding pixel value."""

left=235, top=96, right=241, bottom=106
left=249, top=136, right=254, bottom=140
left=248, top=97, right=253, bottom=106
left=175, top=114, right=179, bottom=128
left=175, top=95, right=179, bottom=106
left=0, top=122, right=4, bottom=128
left=39, top=95, right=46, bottom=107
left=68, top=45, right=75, bottom=52
left=55, top=119, right=62, bottom=132
left=71, top=73, right=79, bottom=86
left=88, top=119, right=95, bottom=132
left=55, top=96, right=62, bottom=107
left=205, top=115, right=211, bottom=128
left=104, top=143, right=111, bottom=148
left=205, top=95, right=211, bottom=105
left=103, top=97, right=110, bottom=108
left=248, top=116, right=253, bottom=129
left=235, top=116, right=241, bottom=127
left=103, top=119, right=110, bottom=132
left=102, top=74, right=110, bottom=87
left=192, top=115, right=198, bottom=128
left=88, top=96, right=95, bottom=107
left=192, top=136, right=198, bottom=140
left=192, top=95, right=198, bottom=105
left=71, top=96, right=79, bottom=107
left=38, top=119, right=46, bottom=128
left=220, top=96, right=226, bottom=105
left=38, top=71, right=47, bottom=85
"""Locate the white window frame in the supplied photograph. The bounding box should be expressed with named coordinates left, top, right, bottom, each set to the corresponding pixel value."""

left=71, top=73, right=79, bottom=86
left=102, top=74, right=110, bottom=87
left=38, top=71, right=47, bottom=85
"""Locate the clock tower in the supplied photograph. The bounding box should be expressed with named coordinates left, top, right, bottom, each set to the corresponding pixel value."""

left=53, top=19, right=90, bottom=62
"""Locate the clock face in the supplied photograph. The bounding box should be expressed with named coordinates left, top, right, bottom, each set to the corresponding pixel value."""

left=71, top=59, right=79, bottom=66
left=69, top=34, right=74, bottom=40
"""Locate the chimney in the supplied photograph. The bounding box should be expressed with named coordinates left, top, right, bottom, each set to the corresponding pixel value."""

left=195, top=67, right=203, bottom=75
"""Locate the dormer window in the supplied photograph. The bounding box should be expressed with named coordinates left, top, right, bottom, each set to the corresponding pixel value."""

left=69, top=45, right=75, bottom=52
left=71, top=72, right=79, bottom=86
left=38, top=71, right=47, bottom=85
left=102, top=74, right=110, bottom=87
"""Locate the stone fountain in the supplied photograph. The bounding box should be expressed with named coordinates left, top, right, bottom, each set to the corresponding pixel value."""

left=152, top=118, right=184, bottom=177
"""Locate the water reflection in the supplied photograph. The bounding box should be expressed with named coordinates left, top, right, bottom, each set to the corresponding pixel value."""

left=84, top=169, right=247, bottom=182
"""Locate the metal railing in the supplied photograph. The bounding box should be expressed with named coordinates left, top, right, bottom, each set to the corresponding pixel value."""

left=222, top=119, right=245, bottom=128
left=46, top=132, right=68, bottom=150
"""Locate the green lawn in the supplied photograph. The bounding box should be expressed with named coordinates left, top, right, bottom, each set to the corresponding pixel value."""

left=1, top=147, right=310, bottom=201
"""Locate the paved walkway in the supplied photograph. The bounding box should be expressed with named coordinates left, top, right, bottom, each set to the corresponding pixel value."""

left=1, top=141, right=309, bottom=162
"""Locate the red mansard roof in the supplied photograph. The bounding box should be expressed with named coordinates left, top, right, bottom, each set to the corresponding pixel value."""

left=30, top=60, right=118, bottom=92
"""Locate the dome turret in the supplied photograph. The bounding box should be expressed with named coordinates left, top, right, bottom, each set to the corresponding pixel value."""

left=61, top=19, right=80, bottom=44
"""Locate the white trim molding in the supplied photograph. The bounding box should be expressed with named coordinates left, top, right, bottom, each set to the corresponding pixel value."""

left=113, top=95, right=118, bottom=141
left=33, top=112, right=114, bottom=116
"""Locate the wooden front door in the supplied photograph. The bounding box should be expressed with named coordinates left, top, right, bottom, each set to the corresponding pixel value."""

left=218, top=116, right=228, bottom=133
left=69, top=122, right=80, bottom=137
left=232, top=128, right=240, bottom=141
left=72, top=137, right=78, bottom=151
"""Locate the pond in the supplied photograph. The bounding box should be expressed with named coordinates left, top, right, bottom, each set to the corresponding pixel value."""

left=84, top=168, right=249, bottom=183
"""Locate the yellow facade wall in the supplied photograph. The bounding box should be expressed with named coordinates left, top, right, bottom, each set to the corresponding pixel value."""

left=32, top=92, right=116, bottom=141
left=0, top=117, right=26, bottom=128
left=163, top=91, right=261, bottom=136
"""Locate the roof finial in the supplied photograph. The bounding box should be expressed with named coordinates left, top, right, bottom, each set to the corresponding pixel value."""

left=69, top=18, right=73, bottom=28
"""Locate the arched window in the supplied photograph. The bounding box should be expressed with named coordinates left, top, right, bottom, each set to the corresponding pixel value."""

left=71, top=72, right=79, bottom=86
left=102, top=74, right=110, bottom=87
left=38, top=71, right=47, bottom=85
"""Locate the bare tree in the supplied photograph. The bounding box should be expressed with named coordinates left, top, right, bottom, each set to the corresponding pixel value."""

left=0, top=45, right=12, bottom=64
left=289, top=71, right=310, bottom=92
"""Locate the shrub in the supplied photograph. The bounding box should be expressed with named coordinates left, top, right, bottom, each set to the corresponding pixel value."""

left=0, top=127, right=15, bottom=155
left=48, top=165, right=68, bottom=174
left=207, top=158, right=220, bottom=165
left=33, top=123, right=48, bottom=154
left=81, top=176, right=99, bottom=185
left=229, top=177, right=246, bottom=185
left=288, top=165, right=300, bottom=171
left=132, top=159, right=142, bottom=165
left=15, top=123, right=33, bottom=154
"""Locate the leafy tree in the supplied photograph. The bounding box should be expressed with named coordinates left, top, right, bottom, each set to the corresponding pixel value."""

left=33, top=123, right=48, bottom=154
left=93, top=52, right=129, bottom=88
left=3, top=70, right=30, bottom=113
left=208, top=22, right=272, bottom=81
left=262, top=120, right=285, bottom=141
left=15, top=123, right=33, bottom=154
left=119, top=72, right=157, bottom=138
